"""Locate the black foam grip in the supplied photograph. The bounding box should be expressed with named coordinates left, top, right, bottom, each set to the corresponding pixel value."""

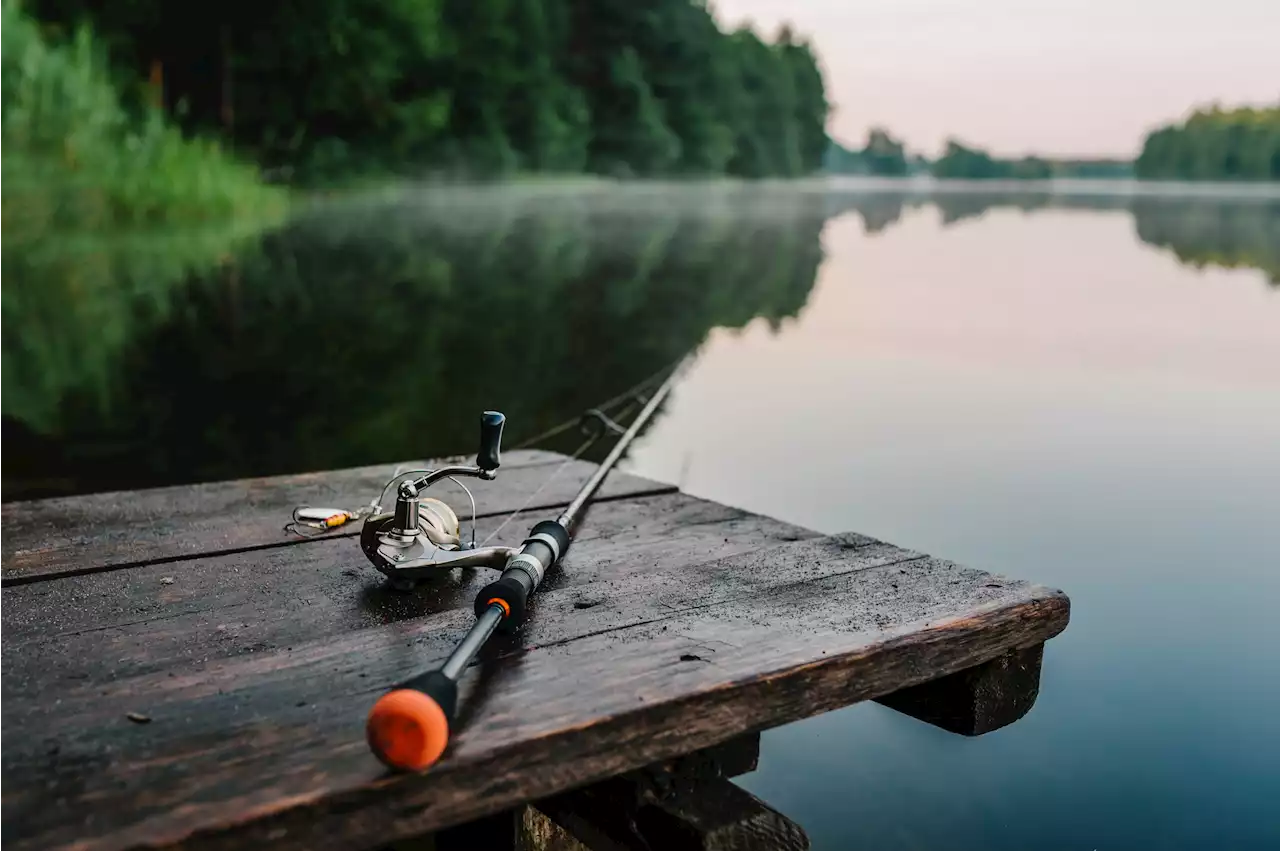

left=401, top=669, right=458, bottom=724
left=530, top=520, right=571, bottom=559
left=477, top=411, right=505, bottom=471
left=476, top=574, right=532, bottom=630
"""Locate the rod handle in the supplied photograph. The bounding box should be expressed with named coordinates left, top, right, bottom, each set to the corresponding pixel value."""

left=475, top=523, right=568, bottom=632
left=475, top=573, right=532, bottom=630
left=366, top=670, right=457, bottom=772
left=477, top=411, right=505, bottom=472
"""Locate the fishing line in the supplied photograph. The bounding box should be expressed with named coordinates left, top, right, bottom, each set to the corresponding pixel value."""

left=507, top=356, right=685, bottom=451
left=477, top=392, right=649, bottom=546
left=285, top=358, right=681, bottom=540
left=476, top=435, right=595, bottom=547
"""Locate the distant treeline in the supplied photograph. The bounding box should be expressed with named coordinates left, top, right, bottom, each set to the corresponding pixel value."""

left=815, top=187, right=1280, bottom=285
left=1136, top=105, right=1280, bottom=181
left=26, top=0, right=829, bottom=184
left=827, top=104, right=1280, bottom=182
left=825, top=129, right=1133, bottom=180
left=932, top=141, right=1134, bottom=181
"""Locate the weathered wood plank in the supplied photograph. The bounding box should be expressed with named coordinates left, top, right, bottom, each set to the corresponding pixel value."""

left=538, top=777, right=807, bottom=851
left=643, top=780, right=809, bottom=851
left=0, top=493, right=815, bottom=690
left=521, top=807, right=590, bottom=851
left=876, top=643, right=1046, bottom=735
left=441, top=736, right=762, bottom=851
left=1, top=532, right=1069, bottom=851
left=532, top=733, right=781, bottom=851
left=0, top=450, right=675, bottom=584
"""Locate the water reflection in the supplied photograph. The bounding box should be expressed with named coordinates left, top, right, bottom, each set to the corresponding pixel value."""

left=2, top=182, right=1276, bottom=500
left=2, top=185, right=827, bottom=498
left=827, top=186, right=1280, bottom=284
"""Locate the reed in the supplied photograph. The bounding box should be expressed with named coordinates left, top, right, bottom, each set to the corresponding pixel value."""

left=1, top=1, right=287, bottom=236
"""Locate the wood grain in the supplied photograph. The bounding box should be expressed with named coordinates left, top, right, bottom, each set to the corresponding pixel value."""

left=643, top=780, right=810, bottom=851
left=520, top=807, right=590, bottom=851
left=1, top=531, right=1069, bottom=851
left=538, top=778, right=808, bottom=851
left=532, top=733, right=780, bottom=851
left=0, top=450, right=675, bottom=584
left=437, top=735, right=762, bottom=851
left=0, top=492, right=814, bottom=691
left=877, top=643, right=1045, bottom=735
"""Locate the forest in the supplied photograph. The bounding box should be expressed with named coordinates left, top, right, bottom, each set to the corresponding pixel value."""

left=17, top=0, right=829, bottom=189
left=1135, top=105, right=1280, bottom=181
left=825, top=130, right=1133, bottom=180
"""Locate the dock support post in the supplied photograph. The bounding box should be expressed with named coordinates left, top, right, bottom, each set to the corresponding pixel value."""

left=524, top=733, right=808, bottom=851
left=876, top=644, right=1046, bottom=735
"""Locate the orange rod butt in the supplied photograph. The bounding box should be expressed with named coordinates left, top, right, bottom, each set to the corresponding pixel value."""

left=366, top=688, right=450, bottom=772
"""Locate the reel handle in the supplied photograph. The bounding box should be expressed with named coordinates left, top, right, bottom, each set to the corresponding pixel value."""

left=477, top=411, right=505, bottom=472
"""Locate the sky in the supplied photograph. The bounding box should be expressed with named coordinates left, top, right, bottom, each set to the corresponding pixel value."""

left=711, top=0, right=1280, bottom=158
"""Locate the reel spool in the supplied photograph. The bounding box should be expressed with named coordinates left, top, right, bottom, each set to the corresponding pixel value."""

left=360, top=412, right=520, bottom=590
left=360, top=498, right=461, bottom=580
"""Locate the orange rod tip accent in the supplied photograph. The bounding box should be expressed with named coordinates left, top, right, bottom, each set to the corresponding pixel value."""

left=366, top=689, right=449, bottom=772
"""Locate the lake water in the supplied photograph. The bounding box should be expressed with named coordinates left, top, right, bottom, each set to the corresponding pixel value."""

left=3, top=179, right=1278, bottom=849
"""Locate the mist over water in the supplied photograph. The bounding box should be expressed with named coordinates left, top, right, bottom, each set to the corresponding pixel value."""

left=4, top=179, right=1278, bottom=849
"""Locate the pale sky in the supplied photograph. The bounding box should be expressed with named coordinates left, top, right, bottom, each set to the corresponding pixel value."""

left=711, top=0, right=1280, bottom=158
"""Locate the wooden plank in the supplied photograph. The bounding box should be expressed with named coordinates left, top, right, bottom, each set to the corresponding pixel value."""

left=449, top=736, right=762, bottom=851
left=532, top=734, right=782, bottom=851
left=521, top=807, right=590, bottom=851
left=1, top=531, right=1069, bottom=851
left=0, top=450, right=675, bottom=584
left=0, top=492, right=815, bottom=690
left=537, top=777, right=807, bottom=851
left=876, top=643, right=1045, bottom=735
left=640, top=780, right=809, bottom=851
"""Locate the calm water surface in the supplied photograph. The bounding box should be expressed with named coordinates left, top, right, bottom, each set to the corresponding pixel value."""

left=4, top=181, right=1278, bottom=849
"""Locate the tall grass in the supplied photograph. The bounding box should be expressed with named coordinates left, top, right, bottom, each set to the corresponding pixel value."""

left=1, top=1, right=287, bottom=236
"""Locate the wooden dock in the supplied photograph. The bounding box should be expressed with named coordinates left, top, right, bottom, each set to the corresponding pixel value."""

left=1, top=450, right=1070, bottom=851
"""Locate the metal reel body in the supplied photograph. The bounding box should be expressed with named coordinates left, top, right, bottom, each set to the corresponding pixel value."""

left=361, top=500, right=516, bottom=586
left=361, top=497, right=459, bottom=572
left=360, top=412, right=517, bottom=587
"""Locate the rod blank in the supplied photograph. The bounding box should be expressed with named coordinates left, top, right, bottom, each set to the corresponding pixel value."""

left=365, top=354, right=692, bottom=773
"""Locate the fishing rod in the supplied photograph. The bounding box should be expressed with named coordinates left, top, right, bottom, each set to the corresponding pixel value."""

left=360, top=357, right=689, bottom=773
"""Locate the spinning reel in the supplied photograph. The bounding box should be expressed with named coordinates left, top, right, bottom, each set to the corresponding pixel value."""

left=360, top=412, right=520, bottom=591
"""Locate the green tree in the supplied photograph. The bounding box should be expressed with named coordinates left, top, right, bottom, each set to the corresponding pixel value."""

left=723, top=27, right=804, bottom=177
left=776, top=26, right=829, bottom=174
left=932, top=139, right=1003, bottom=178
left=623, top=1, right=738, bottom=174
left=1136, top=104, right=1280, bottom=181
left=863, top=128, right=908, bottom=176
left=931, top=139, right=1055, bottom=180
